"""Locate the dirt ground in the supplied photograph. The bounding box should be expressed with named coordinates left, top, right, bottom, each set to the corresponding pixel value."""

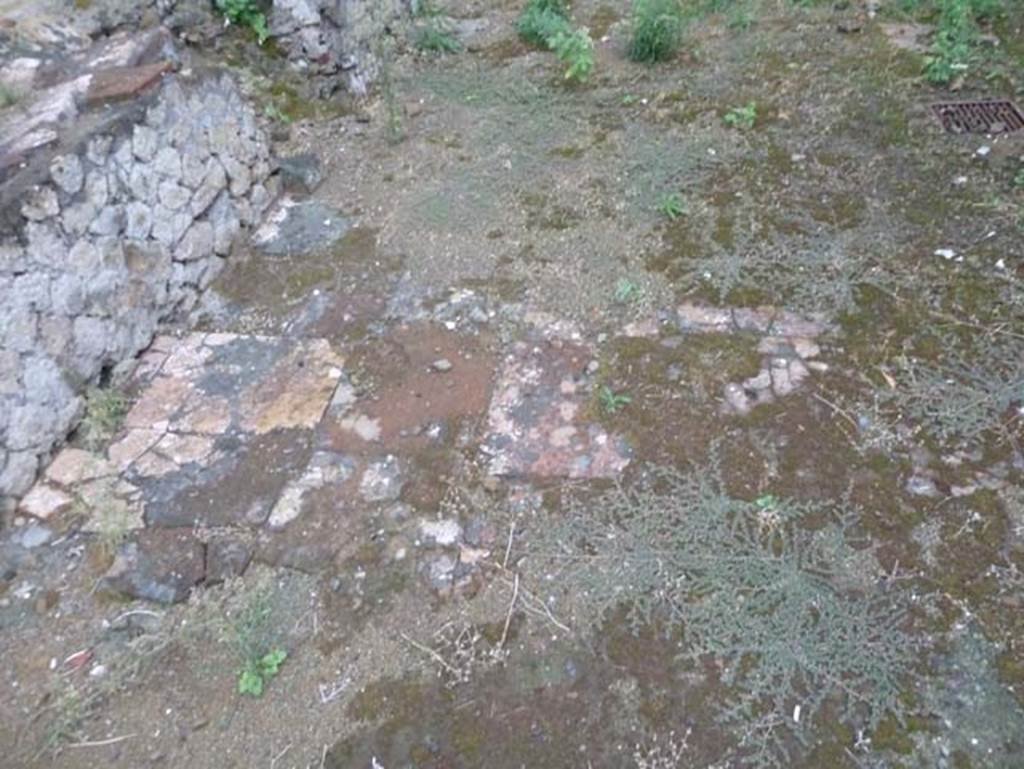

left=3, top=1, right=1024, bottom=768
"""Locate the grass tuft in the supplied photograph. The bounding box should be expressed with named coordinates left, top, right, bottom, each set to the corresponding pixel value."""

left=629, top=0, right=685, bottom=64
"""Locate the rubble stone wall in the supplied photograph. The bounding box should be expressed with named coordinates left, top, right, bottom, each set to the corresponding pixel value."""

left=0, top=74, right=273, bottom=507
left=269, top=0, right=413, bottom=96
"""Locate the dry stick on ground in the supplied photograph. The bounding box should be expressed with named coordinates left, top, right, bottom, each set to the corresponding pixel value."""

left=499, top=572, right=520, bottom=649
left=400, top=632, right=460, bottom=677
left=502, top=520, right=516, bottom=569
left=68, top=734, right=136, bottom=749
left=270, top=743, right=291, bottom=769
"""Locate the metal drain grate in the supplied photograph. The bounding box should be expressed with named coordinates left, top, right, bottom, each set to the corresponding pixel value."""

left=932, top=100, right=1024, bottom=134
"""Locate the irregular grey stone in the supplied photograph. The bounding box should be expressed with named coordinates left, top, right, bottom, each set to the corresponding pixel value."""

left=0, top=351, right=20, bottom=395
left=100, top=529, right=206, bottom=604
left=190, top=160, right=227, bottom=217
left=21, top=187, right=60, bottom=221
left=153, top=146, right=182, bottom=180
left=50, top=154, right=84, bottom=196
left=205, top=538, right=252, bottom=584
left=277, top=152, right=323, bottom=194
left=419, top=518, right=462, bottom=547
left=38, top=316, right=74, bottom=358
left=424, top=553, right=456, bottom=590
left=88, top=205, right=125, bottom=236
left=132, top=124, right=159, bottom=161
left=49, top=274, right=84, bottom=313
left=12, top=272, right=49, bottom=309
left=15, top=523, right=53, bottom=549
left=151, top=206, right=192, bottom=246
left=128, top=163, right=159, bottom=203
left=359, top=455, right=403, bottom=502
left=0, top=451, right=38, bottom=498
left=1, top=309, right=37, bottom=352
left=86, top=135, right=113, bottom=166
left=124, top=201, right=154, bottom=239
left=906, top=475, right=940, bottom=498
left=73, top=315, right=111, bottom=364
left=222, top=156, right=252, bottom=197
left=174, top=221, right=214, bottom=262
left=68, top=240, right=102, bottom=271
left=208, top=193, right=240, bottom=255
left=158, top=180, right=191, bottom=211
left=60, top=199, right=99, bottom=237
left=254, top=200, right=350, bottom=256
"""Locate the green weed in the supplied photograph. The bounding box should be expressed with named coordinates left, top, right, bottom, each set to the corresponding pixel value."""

left=220, top=583, right=288, bottom=698
left=79, top=387, right=129, bottom=450
left=550, top=27, right=595, bottom=82
left=532, top=460, right=914, bottom=768
left=599, top=385, right=633, bottom=413
left=0, top=84, right=20, bottom=109
left=238, top=649, right=287, bottom=696
left=214, top=0, right=270, bottom=45
left=516, top=0, right=594, bottom=82
left=517, top=0, right=571, bottom=46
left=657, top=191, right=687, bottom=220
left=614, top=278, right=643, bottom=303
left=263, top=102, right=293, bottom=124
left=723, top=101, right=757, bottom=129
left=413, top=2, right=462, bottom=53
left=922, top=0, right=1012, bottom=84
left=629, top=0, right=685, bottom=63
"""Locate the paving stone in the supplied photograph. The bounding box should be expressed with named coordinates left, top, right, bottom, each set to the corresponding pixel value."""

left=484, top=341, right=630, bottom=480
left=86, top=62, right=172, bottom=105
left=100, top=529, right=205, bottom=604
left=252, top=199, right=351, bottom=256
left=205, top=538, right=253, bottom=584
left=45, top=448, right=114, bottom=487
left=18, top=483, right=72, bottom=520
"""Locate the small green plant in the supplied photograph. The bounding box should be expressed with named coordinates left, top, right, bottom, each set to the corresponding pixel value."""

left=924, top=0, right=975, bottom=84
left=516, top=0, right=594, bottom=82
left=614, top=278, right=643, bottom=303
left=532, top=461, right=914, bottom=768
left=517, top=0, right=570, bottom=45
left=0, top=84, right=20, bottom=109
left=629, top=0, right=685, bottom=63
left=263, top=102, right=293, bottom=124
left=413, top=2, right=462, bottom=53
left=723, top=101, right=757, bottom=129
left=218, top=581, right=289, bottom=698
left=922, top=0, right=1008, bottom=85
left=214, top=0, right=270, bottom=45
left=727, top=5, right=755, bottom=30
left=599, top=385, right=633, bottom=413
left=1013, top=168, right=1024, bottom=189
left=79, top=387, right=129, bottom=450
left=238, top=649, right=287, bottom=696
left=657, top=191, right=686, bottom=220
left=549, top=27, right=595, bottom=82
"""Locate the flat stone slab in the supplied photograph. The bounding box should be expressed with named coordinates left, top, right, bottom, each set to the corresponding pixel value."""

left=99, top=528, right=205, bottom=604
left=484, top=341, right=631, bottom=480
left=19, top=332, right=345, bottom=531
left=85, top=61, right=172, bottom=105
left=252, top=198, right=351, bottom=256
